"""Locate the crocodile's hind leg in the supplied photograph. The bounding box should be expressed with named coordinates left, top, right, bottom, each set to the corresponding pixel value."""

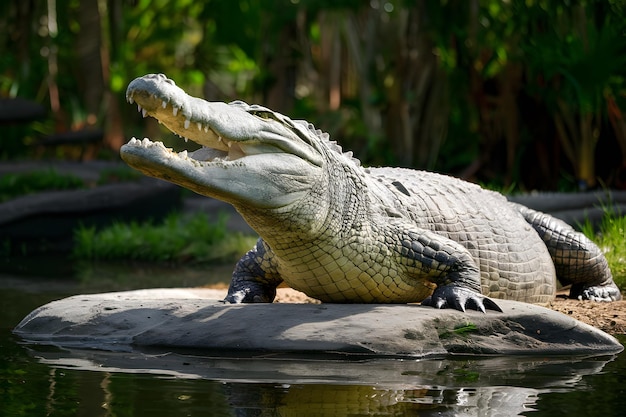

left=513, top=203, right=621, bottom=301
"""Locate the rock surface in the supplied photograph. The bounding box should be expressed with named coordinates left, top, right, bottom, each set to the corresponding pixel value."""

left=508, top=190, right=626, bottom=227
left=14, top=288, right=623, bottom=357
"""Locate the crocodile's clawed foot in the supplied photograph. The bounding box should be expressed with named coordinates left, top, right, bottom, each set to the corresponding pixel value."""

left=223, top=289, right=248, bottom=304
left=574, top=284, right=622, bottom=302
left=421, top=286, right=503, bottom=313
left=223, top=286, right=276, bottom=304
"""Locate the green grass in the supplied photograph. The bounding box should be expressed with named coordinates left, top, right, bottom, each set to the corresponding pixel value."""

left=439, top=322, right=479, bottom=339
left=0, top=167, right=144, bottom=203
left=581, top=212, right=626, bottom=290
left=0, top=169, right=85, bottom=202
left=73, top=212, right=257, bottom=264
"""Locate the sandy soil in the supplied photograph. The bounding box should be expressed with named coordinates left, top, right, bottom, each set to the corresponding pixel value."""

left=547, top=295, right=626, bottom=335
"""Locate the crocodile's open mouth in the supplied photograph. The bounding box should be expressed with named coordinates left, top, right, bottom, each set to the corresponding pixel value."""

left=126, top=95, right=282, bottom=165
left=120, top=74, right=322, bottom=208
left=122, top=73, right=325, bottom=169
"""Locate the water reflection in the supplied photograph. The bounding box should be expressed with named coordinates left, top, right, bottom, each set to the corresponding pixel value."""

left=24, top=345, right=620, bottom=416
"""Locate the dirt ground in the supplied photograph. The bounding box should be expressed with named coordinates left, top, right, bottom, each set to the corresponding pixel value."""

left=547, top=295, right=626, bottom=335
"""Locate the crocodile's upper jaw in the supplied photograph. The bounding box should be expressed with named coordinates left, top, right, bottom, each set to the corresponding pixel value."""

left=120, top=74, right=323, bottom=210
left=123, top=74, right=323, bottom=165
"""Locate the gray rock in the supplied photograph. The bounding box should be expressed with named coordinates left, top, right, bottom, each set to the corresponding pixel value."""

left=14, top=288, right=623, bottom=357
left=509, top=190, right=626, bottom=227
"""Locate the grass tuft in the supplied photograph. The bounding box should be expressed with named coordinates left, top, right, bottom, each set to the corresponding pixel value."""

left=73, top=212, right=257, bottom=264
left=581, top=211, right=626, bottom=291
left=0, top=169, right=85, bottom=202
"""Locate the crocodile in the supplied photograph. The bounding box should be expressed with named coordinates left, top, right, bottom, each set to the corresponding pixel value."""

left=120, top=73, right=622, bottom=312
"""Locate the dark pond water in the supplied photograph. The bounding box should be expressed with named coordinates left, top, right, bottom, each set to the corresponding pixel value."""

left=1, top=259, right=626, bottom=416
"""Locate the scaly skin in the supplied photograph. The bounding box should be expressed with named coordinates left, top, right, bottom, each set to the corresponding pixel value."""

left=120, top=73, right=622, bottom=312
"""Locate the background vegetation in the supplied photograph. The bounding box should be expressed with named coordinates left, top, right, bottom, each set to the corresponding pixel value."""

left=73, top=212, right=258, bottom=264
left=582, top=211, right=626, bottom=289
left=0, top=169, right=84, bottom=202
left=2, top=0, right=626, bottom=191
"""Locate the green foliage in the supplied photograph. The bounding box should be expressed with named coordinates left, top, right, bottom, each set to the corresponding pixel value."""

left=453, top=322, right=479, bottom=335
left=0, top=169, right=85, bottom=202
left=439, top=322, right=479, bottom=339
left=3, top=0, right=626, bottom=189
left=73, top=212, right=257, bottom=264
left=581, top=211, right=626, bottom=290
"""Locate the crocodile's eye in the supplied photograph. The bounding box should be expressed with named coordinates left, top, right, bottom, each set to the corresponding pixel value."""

left=251, top=110, right=273, bottom=120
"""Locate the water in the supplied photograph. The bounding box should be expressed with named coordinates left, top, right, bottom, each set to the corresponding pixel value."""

left=1, top=260, right=626, bottom=416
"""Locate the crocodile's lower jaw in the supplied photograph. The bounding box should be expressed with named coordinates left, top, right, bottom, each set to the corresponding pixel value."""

left=120, top=136, right=250, bottom=203
left=121, top=135, right=317, bottom=210
left=124, top=137, right=246, bottom=164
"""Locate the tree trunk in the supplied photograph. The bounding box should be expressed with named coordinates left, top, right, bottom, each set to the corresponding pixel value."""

left=76, top=0, right=105, bottom=124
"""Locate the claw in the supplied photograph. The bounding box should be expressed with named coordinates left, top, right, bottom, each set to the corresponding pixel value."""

left=423, top=296, right=447, bottom=310
left=465, top=297, right=484, bottom=313
left=421, top=286, right=502, bottom=313
left=223, top=289, right=248, bottom=304
left=482, top=297, right=503, bottom=313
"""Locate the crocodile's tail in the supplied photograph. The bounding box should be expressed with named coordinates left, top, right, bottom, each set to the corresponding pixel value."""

left=512, top=203, right=622, bottom=301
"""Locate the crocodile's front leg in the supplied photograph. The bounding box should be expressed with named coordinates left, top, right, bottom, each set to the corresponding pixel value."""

left=224, top=238, right=283, bottom=303
left=390, top=222, right=502, bottom=313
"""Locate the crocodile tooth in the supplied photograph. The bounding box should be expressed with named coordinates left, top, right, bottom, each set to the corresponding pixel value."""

left=217, top=136, right=222, bottom=142
left=184, top=119, right=190, bottom=129
left=227, top=141, right=232, bottom=148
left=184, top=137, right=188, bottom=143
left=161, top=101, right=167, bottom=109
left=137, top=104, right=142, bottom=113
left=197, top=123, right=202, bottom=131
left=180, top=150, right=188, bottom=158
left=128, top=95, right=134, bottom=104
left=142, top=108, right=147, bottom=118
left=203, top=125, right=208, bottom=133
left=173, top=106, right=179, bottom=116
